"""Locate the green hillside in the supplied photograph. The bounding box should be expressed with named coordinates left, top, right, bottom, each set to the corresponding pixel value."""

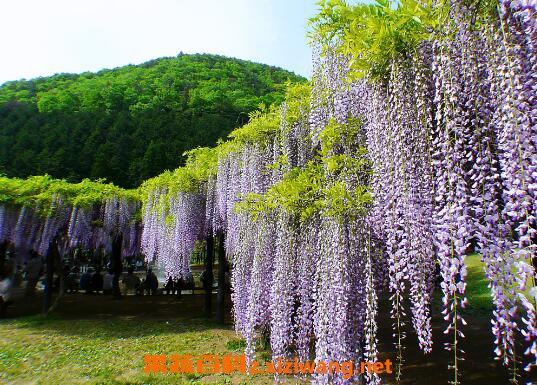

left=0, top=53, right=304, bottom=187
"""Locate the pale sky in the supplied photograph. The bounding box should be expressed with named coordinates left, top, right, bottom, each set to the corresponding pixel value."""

left=0, top=0, right=327, bottom=84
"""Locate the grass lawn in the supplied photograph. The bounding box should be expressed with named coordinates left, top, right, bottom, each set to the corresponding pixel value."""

left=0, top=295, right=280, bottom=385
left=0, top=256, right=533, bottom=385
left=457, top=253, right=493, bottom=311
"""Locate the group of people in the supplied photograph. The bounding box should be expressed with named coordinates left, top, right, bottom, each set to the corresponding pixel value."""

left=0, top=235, right=231, bottom=319
left=163, top=275, right=195, bottom=297
left=0, top=262, right=13, bottom=318
left=1, top=247, right=44, bottom=318
left=0, top=237, right=167, bottom=318
left=78, top=266, right=159, bottom=296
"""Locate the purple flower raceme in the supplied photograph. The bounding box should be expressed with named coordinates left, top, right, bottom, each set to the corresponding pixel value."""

left=0, top=205, right=6, bottom=243
left=243, top=211, right=277, bottom=364
left=103, top=196, right=119, bottom=236
left=269, top=212, right=297, bottom=366
left=294, top=219, right=318, bottom=363
left=519, top=288, right=537, bottom=372
left=122, top=222, right=141, bottom=258
left=37, top=195, right=71, bottom=256
left=141, top=190, right=165, bottom=264
left=496, top=0, right=537, bottom=371
left=141, top=188, right=206, bottom=279
left=363, top=223, right=380, bottom=385
left=67, top=206, right=93, bottom=250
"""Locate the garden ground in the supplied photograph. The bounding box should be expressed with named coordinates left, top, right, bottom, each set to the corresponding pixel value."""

left=0, top=255, right=532, bottom=385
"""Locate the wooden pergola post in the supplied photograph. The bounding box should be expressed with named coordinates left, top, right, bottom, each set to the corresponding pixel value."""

left=216, top=231, right=226, bottom=324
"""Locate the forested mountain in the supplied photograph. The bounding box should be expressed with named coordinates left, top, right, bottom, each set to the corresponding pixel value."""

left=0, top=53, right=304, bottom=187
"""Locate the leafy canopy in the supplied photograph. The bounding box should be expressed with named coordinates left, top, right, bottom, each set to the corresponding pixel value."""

left=309, top=0, right=498, bottom=80
left=0, top=175, right=139, bottom=216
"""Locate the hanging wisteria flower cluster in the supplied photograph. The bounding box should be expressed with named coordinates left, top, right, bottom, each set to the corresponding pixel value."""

left=307, top=0, right=536, bottom=382
left=0, top=192, right=141, bottom=261
left=212, top=51, right=380, bottom=385
left=140, top=187, right=206, bottom=279
left=221, top=2, right=536, bottom=383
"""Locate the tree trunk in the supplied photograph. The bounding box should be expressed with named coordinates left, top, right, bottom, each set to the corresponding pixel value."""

left=43, top=242, right=58, bottom=314
left=0, top=242, right=7, bottom=277
left=112, top=235, right=123, bottom=299
left=216, top=232, right=226, bottom=324
left=46, top=256, right=65, bottom=315
left=204, top=235, right=215, bottom=318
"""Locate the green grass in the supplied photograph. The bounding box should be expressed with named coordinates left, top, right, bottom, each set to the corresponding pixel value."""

left=464, top=252, right=535, bottom=312
left=0, top=305, right=278, bottom=385
left=464, top=253, right=494, bottom=312
left=428, top=253, right=494, bottom=317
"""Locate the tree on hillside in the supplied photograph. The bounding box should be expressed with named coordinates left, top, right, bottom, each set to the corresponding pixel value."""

left=0, top=54, right=305, bottom=187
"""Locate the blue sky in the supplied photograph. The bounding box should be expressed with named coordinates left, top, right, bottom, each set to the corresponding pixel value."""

left=0, top=0, right=329, bottom=84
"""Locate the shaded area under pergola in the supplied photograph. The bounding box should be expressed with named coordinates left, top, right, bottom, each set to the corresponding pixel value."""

left=0, top=231, right=230, bottom=324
